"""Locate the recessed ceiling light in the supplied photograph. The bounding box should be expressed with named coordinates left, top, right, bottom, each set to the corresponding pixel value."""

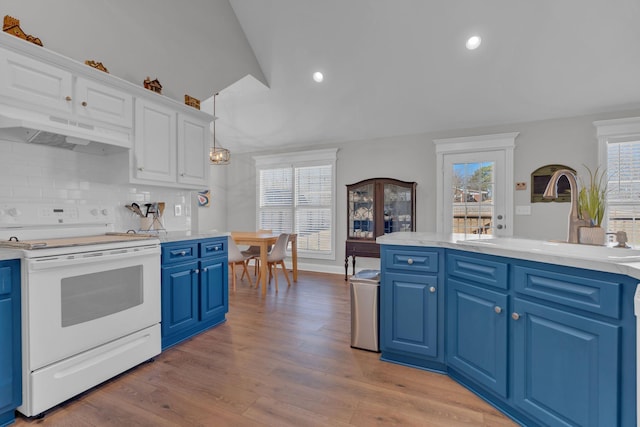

left=313, top=71, right=324, bottom=83
left=466, top=35, right=482, bottom=50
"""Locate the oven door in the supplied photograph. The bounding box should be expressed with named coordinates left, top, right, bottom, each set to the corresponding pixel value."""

left=23, top=243, right=160, bottom=371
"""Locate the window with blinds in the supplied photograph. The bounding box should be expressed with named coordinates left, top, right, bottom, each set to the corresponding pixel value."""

left=255, top=149, right=337, bottom=259
left=606, top=140, right=640, bottom=245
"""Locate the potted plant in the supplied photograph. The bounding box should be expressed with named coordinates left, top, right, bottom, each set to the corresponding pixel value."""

left=577, top=165, right=607, bottom=245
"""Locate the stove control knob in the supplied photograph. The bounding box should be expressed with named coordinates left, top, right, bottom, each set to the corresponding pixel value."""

left=7, top=208, right=19, bottom=217
left=0, top=209, right=5, bottom=216
left=90, top=209, right=100, bottom=216
left=101, top=209, right=110, bottom=216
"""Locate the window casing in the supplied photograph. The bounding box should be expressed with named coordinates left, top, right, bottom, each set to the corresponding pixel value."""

left=254, top=149, right=337, bottom=259
left=596, top=117, right=640, bottom=247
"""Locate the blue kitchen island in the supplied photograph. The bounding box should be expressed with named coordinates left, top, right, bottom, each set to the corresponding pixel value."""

left=377, top=232, right=639, bottom=427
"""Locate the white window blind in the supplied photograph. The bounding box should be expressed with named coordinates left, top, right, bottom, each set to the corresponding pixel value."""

left=254, top=149, right=337, bottom=259
left=596, top=117, right=640, bottom=247
left=606, top=140, right=640, bottom=245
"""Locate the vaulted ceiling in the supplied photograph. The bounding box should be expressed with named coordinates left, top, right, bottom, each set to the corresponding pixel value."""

left=217, top=0, right=640, bottom=153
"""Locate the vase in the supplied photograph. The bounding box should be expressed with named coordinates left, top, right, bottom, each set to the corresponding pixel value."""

left=578, top=226, right=606, bottom=246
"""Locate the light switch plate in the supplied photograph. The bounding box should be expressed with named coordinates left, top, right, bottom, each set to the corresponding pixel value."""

left=515, top=205, right=531, bottom=215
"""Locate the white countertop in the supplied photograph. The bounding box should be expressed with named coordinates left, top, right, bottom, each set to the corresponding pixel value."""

left=157, top=230, right=230, bottom=243
left=377, top=232, right=640, bottom=280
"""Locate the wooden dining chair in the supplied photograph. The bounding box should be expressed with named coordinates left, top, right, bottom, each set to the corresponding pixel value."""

left=255, top=233, right=291, bottom=293
left=228, top=237, right=253, bottom=292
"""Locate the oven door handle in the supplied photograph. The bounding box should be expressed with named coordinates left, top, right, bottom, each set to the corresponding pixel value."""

left=27, top=245, right=160, bottom=271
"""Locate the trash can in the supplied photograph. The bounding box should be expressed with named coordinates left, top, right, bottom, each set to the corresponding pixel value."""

left=350, top=269, right=381, bottom=352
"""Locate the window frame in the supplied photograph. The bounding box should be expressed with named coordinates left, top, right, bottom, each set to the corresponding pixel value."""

left=595, top=117, right=640, bottom=242
left=253, top=148, right=338, bottom=260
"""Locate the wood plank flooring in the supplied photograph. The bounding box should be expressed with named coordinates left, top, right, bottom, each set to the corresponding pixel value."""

left=13, top=271, right=516, bottom=427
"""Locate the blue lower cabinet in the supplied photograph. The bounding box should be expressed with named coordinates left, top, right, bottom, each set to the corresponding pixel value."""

left=200, top=256, right=228, bottom=322
left=446, top=278, right=508, bottom=398
left=161, top=260, right=199, bottom=338
left=382, top=272, right=438, bottom=358
left=161, top=237, right=228, bottom=349
left=512, top=298, right=620, bottom=427
left=0, top=259, right=20, bottom=427
left=381, top=245, right=636, bottom=427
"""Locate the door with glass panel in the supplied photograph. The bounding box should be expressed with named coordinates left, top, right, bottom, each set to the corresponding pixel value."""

left=443, top=151, right=509, bottom=236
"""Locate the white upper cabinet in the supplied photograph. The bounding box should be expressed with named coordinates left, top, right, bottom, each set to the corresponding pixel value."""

left=75, top=77, right=133, bottom=128
left=134, top=99, right=177, bottom=183
left=132, top=99, right=211, bottom=189
left=177, top=113, right=209, bottom=187
left=0, top=48, right=73, bottom=114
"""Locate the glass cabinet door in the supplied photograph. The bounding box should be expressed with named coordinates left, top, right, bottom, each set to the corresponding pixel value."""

left=348, top=183, right=374, bottom=238
left=384, top=183, right=413, bottom=233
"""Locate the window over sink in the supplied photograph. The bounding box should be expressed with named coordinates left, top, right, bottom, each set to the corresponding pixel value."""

left=254, top=148, right=337, bottom=259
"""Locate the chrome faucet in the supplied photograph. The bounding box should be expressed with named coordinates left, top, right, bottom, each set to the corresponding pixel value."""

left=543, top=169, right=591, bottom=244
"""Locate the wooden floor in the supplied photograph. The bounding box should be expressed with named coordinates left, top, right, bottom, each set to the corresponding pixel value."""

left=14, top=271, right=516, bottom=427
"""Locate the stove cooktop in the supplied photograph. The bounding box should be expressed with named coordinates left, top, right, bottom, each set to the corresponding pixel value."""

left=0, top=232, right=158, bottom=250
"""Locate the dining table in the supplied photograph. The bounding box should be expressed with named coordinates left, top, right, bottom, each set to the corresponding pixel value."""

left=230, top=231, right=298, bottom=296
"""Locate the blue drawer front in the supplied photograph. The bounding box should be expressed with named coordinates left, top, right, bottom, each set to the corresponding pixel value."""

left=162, top=243, right=198, bottom=265
left=447, top=253, right=508, bottom=290
left=384, top=248, right=439, bottom=273
left=513, top=266, right=621, bottom=318
left=200, top=239, right=227, bottom=258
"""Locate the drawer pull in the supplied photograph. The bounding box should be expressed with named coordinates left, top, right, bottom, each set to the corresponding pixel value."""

left=511, top=312, right=521, bottom=320
left=494, top=306, right=502, bottom=314
left=407, top=258, right=414, bottom=265
left=180, top=251, right=187, bottom=256
left=429, top=286, right=436, bottom=293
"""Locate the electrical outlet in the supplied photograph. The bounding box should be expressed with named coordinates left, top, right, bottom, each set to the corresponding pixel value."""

left=515, top=205, right=531, bottom=215
left=174, top=204, right=182, bottom=216
left=515, top=182, right=527, bottom=190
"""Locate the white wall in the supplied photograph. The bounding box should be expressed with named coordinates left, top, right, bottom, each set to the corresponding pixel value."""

left=3, top=0, right=266, bottom=101
left=0, top=139, right=192, bottom=232
left=225, top=109, right=640, bottom=273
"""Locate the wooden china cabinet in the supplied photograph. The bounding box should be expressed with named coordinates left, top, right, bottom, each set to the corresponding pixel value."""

left=345, top=178, right=416, bottom=279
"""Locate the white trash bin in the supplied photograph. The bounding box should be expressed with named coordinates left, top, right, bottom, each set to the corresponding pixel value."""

left=350, top=269, right=381, bottom=352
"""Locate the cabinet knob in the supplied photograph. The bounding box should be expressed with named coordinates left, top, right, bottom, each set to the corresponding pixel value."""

left=194, top=269, right=199, bottom=274
left=180, top=173, right=185, bottom=177
left=202, top=267, right=208, bottom=272
left=429, top=286, right=436, bottom=293
left=494, top=306, right=502, bottom=314
left=497, top=224, right=504, bottom=230
left=511, top=312, right=521, bottom=320
left=81, top=101, right=88, bottom=107
left=407, top=258, right=414, bottom=265
left=65, top=96, right=72, bottom=102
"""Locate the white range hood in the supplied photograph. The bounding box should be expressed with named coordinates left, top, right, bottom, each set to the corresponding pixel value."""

left=0, top=114, right=131, bottom=153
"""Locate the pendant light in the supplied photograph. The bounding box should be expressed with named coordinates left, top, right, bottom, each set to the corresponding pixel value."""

left=209, top=92, right=230, bottom=165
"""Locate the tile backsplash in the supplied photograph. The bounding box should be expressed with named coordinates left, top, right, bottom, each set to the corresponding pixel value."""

left=0, top=139, right=192, bottom=232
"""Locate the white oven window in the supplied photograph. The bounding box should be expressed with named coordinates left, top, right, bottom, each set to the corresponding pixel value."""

left=60, top=265, right=143, bottom=327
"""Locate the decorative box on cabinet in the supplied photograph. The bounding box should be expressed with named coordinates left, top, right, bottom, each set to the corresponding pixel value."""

left=346, top=178, right=416, bottom=280
left=161, top=237, right=228, bottom=349
left=379, top=246, right=444, bottom=371
left=132, top=98, right=211, bottom=189
left=0, top=259, right=21, bottom=427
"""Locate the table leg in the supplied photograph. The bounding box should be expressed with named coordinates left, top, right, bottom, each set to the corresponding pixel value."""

left=291, top=237, right=298, bottom=282
left=260, top=241, right=269, bottom=296
left=345, top=256, right=349, bottom=281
